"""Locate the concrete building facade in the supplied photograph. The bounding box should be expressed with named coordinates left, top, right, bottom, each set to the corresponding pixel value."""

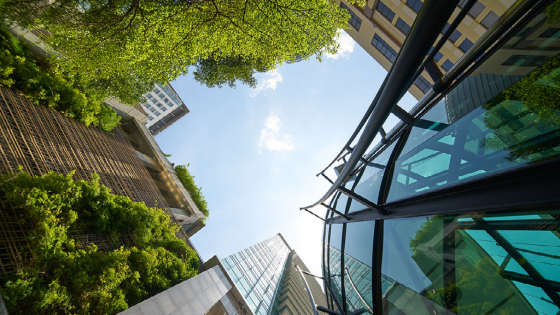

left=338, top=0, right=516, bottom=99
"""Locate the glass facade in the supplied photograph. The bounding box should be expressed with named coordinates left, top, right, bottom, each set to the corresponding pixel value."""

left=221, top=235, right=291, bottom=315
left=320, top=2, right=560, bottom=315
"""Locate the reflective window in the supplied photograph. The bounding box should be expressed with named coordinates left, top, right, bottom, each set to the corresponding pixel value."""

left=468, top=1, right=486, bottom=19
left=434, top=51, right=443, bottom=62
left=442, top=59, right=454, bottom=71
left=387, top=52, right=560, bottom=202
left=341, top=2, right=362, bottom=31
left=481, top=11, right=499, bottom=29
left=414, top=75, right=432, bottom=93
left=327, top=224, right=344, bottom=306
left=343, top=221, right=375, bottom=313
left=395, top=18, right=411, bottom=35
left=371, top=34, right=398, bottom=63
left=382, top=210, right=560, bottom=315
left=349, top=141, right=396, bottom=212
left=449, top=29, right=462, bottom=43
left=458, top=38, right=473, bottom=52
left=406, top=0, right=422, bottom=14
left=377, top=2, right=395, bottom=22
left=221, top=235, right=290, bottom=315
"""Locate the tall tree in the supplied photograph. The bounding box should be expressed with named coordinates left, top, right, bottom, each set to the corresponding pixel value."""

left=3, top=0, right=353, bottom=104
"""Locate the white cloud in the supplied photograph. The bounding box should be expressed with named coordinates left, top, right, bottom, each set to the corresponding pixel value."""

left=258, top=113, right=295, bottom=153
left=250, top=69, right=283, bottom=97
left=325, top=31, right=355, bottom=60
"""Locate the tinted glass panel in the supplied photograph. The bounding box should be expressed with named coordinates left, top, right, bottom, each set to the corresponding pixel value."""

left=458, top=38, right=474, bottom=52
left=388, top=52, right=560, bottom=202
left=371, top=34, right=398, bottom=63
left=341, top=2, right=362, bottom=31
left=328, top=223, right=344, bottom=307
left=395, top=18, right=411, bottom=35
left=442, top=59, right=454, bottom=71
left=469, top=1, right=486, bottom=19
left=350, top=141, right=396, bottom=211
left=481, top=11, right=499, bottom=29
left=382, top=210, right=560, bottom=315
left=406, top=0, right=422, bottom=13
left=343, top=221, right=375, bottom=313
left=377, top=1, right=395, bottom=22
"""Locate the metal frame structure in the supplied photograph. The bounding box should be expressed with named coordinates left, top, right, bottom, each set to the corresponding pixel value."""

left=304, top=0, right=560, bottom=314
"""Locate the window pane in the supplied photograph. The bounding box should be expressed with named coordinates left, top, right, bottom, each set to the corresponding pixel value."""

left=350, top=141, right=396, bottom=211
left=406, top=0, right=422, bottom=13
left=458, top=38, right=474, bottom=52
left=442, top=59, right=454, bottom=71
left=481, top=11, right=499, bottom=29
left=344, top=221, right=375, bottom=313
left=396, top=18, right=411, bottom=35
left=469, top=1, right=486, bottom=19
left=387, top=53, right=560, bottom=202
left=341, top=2, right=362, bottom=31
left=377, top=1, right=396, bottom=22
left=371, top=34, right=398, bottom=63
left=327, top=223, right=344, bottom=307
left=449, top=29, right=462, bottom=43
left=382, top=209, right=560, bottom=315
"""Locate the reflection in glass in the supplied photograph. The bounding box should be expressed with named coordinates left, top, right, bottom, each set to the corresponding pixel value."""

left=388, top=55, right=560, bottom=202
left=344, top=221, right=375, bottom=313
left=381, top=211, right=560, bottom=315
left=349, top=142, right=397, bottom=212
left=221, top=235, right=290, bottom=315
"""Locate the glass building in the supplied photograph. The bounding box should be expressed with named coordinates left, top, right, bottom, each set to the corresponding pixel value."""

left=221, top=234, right=327, bottom=315
left=301, top=0, right=560, bottom=314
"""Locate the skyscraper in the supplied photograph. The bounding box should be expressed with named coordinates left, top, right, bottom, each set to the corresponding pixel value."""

left=118, top=234, right=327, bottom=315
left=221, top=234, right=327, bottom=315
left=338, top=0, right=513, bottom=99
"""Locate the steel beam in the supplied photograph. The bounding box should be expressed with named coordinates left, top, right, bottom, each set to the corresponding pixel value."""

left=302, top=0, right=460, bottom=211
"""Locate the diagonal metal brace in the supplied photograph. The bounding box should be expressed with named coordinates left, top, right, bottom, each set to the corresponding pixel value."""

left=337, top=186, right=388, bottom=215
left=300, top=208, right=325, bottom=221
left=321, top=203, right=351, bottom=220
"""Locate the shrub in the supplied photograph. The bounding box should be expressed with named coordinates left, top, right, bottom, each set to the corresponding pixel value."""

left=174, top=164, right=209, bottom=221
left=0, top=171, right=199, bottom=315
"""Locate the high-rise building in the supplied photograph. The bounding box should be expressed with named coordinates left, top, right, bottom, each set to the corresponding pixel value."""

left=119, top=234, right=327, bottom=315
left=300, top=0, right=560, bottom=314
left=221, top=234, right=327, bottom=315
left=141, top=84, right=190, bottom=136
left=338, top=0, right=514, bottom=99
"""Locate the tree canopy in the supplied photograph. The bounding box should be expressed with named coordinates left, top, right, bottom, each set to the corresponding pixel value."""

left=3, top=0, right=353, bottom=103
left=0, top=25, right=121, bottom=131
left=0, top=171, right=199, bottom=315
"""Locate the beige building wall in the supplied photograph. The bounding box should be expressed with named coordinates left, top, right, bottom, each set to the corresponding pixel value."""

left=338, top=0, right=516, bottom=100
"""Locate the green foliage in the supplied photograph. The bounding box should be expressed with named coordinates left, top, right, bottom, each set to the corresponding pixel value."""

left=547, top=0, right=560, bottom=24
left=193, top=55, right=269, bottom=89
left=174, top=164, right=209, bottom=220
left=0, top=25, right=120, bottom=131
left=0, top=171, right=199, bottom=315
left=2, top=0, right=353, bottom=102
left=481, top=53, right=560, bottom=163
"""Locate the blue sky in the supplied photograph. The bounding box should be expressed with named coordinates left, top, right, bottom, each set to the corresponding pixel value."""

left=156, top=32, right=418, bottom=276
